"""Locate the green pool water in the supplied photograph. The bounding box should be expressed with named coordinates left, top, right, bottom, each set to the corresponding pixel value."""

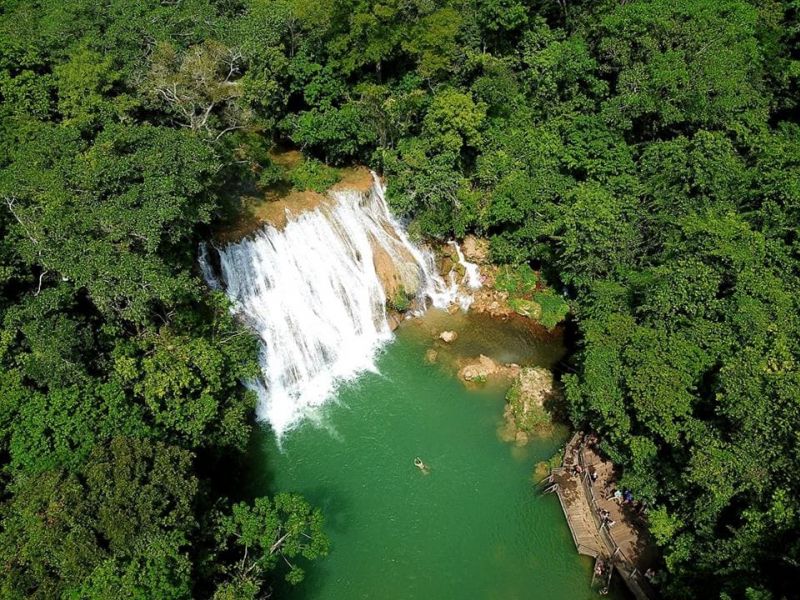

left=247, top=313, right=618, bottom=599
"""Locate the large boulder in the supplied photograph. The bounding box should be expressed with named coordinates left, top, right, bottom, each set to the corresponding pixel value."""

left=386, top=310, right=403, bottom=331
left=459, top=354, right=500, bottom=382
left=508, top=298, right=542, bottom=320
left=461, top=235, right=489, bottom=264
left=371, top=237, right=421, bottom=307
left=503, top=367, right=561, bottom=442
left=439, top=330, right=458, bottom=343
left=458, top=355, right=520, bottom=382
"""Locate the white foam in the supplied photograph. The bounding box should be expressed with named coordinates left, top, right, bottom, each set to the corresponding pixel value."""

left=202, top=174, right=480, bottom=436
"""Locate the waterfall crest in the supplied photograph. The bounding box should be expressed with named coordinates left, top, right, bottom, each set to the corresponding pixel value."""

left=202, top=175, right=480, bottom=436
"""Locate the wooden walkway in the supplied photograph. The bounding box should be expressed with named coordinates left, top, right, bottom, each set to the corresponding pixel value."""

left=544, top=432, right=659, bottom=600
left=550, top=435, right=606, bottom=558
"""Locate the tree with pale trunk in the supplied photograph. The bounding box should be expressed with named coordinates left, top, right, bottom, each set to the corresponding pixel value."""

left=146, top=40, right=249, bottom=139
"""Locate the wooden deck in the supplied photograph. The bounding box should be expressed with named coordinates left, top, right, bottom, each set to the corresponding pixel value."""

left=550, top=436, right=606, bottom=558
left=545, top=432, right=659, bottom=600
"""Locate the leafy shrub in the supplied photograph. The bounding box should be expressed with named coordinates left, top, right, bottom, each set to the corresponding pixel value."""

left=496, top=265, right=569, bottom=328
left=257, top=159, right=285, bottom=189
left=532, top=291, right=569, bottom=329
left=288, top=159, right=341, bottom=193
left=387, top=287, right=411, bottom=312
left=495, top=264, right=538, bottom=295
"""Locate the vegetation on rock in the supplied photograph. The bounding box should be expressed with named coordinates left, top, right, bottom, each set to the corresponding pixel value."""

left=504, top=367, right=561, bottom=441
left=387, top=286, right=412, bottom=313
left=495, top=265, right=539, bottom=297
left=287, top=158, right=342, bottom=194
left=495, top=264, right=569, bottom=328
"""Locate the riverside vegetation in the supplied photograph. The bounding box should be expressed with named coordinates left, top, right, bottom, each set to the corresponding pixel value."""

left=1, top=1, right=799, bottom=599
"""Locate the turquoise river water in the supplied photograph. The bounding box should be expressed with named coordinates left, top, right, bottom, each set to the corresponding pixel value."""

left=246, top=312, right=622, bottom=599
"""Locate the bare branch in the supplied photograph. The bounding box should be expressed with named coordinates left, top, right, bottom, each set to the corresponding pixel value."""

left=4, top=196, right=39, bottom=246
left=269, top=532, right=291, bottom=555
left=35, top=270, right=48, bottom=296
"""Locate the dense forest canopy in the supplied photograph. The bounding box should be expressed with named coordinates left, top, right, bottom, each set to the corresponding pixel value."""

left=0, top=0, right=798, bottom=598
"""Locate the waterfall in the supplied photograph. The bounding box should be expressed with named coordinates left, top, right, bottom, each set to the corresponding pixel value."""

left=201, top=174, right=479, bottom=436
left=449, top=240, right=483, bottom=290
left=197, top=242, right=221, bottom=290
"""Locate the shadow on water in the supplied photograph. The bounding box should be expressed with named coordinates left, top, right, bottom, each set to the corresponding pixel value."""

left=242, top=422, right=278, bottom=500
left=295, top=485, right=355, bottom=538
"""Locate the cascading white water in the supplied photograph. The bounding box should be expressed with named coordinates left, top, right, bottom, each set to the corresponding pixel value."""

left=198, top=242, right=221, bottom=290
left=449, top=240, right=483, bottom=290
left=368, top=173, right=477, bottom=312
left=201, top=174, right=480, bottom=436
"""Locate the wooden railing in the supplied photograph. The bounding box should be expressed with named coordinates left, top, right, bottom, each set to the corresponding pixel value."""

left=545, top=431, right=658, bottom=599
left=575, top=440, right=656, bottom=600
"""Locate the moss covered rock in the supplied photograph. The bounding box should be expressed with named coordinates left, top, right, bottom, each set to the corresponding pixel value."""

left=508, top=297, right=542, bottom=320
left=502, top=367, right=562, bottom=444
left=490, top=264, right=569, bottom=329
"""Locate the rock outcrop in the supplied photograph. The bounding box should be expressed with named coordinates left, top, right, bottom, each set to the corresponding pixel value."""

left=439, top=330, right=458, bottom=343
left=461, top=235, right=489, bottom=264
left=386, top=310, right=404, bottom=331
left=501, top=367, right=562, bottom=444
left=458, top=354, right=520, bottom=383
left=465, top=263, right=515, bottom=318
left=371, top=236, right=421, bottom=308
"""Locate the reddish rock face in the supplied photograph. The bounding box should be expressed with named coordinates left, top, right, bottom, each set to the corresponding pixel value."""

left=370, top=234, right=421, bottom=301
left=461, top=234, right=489, bottom=264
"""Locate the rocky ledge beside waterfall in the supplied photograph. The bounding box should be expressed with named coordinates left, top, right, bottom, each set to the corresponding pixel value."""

left=408, top=233, right=570, bottom=446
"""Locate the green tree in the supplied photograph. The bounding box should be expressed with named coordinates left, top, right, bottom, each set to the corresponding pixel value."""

left=595, top=0, right=768, bottom=134
left=212, top=494, right=329, bottom=591
left=0, top=438, right=197, bottom=598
